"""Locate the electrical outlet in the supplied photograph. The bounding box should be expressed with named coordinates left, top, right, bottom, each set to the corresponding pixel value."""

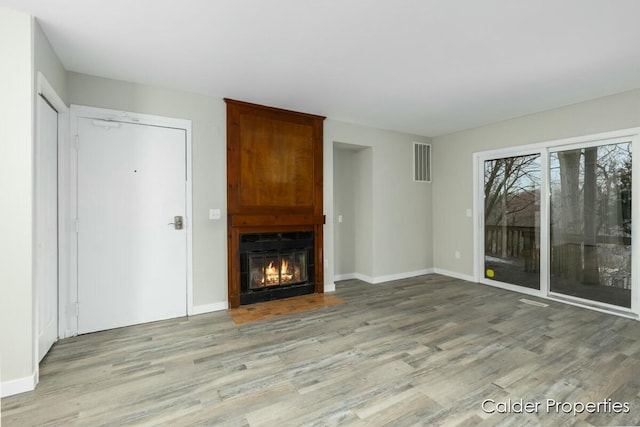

left=209, top=209, right=221, bottom=220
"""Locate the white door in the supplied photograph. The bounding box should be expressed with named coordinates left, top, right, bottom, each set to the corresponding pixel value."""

left=36, top=96, right=58, bottom=361
left=77, top=118, right=187, bottom=334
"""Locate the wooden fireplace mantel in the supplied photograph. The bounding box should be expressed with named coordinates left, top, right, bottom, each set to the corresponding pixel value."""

left=230, top=214, right=325, bottom=227
left=225, top=99, right=326, bottom=308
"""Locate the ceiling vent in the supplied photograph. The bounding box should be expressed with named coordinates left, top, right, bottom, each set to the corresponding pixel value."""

left=413, top=142, right=431, bottom=183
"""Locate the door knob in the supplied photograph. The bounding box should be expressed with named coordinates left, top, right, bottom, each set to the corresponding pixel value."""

left=168, top=216, right=184, bottom=230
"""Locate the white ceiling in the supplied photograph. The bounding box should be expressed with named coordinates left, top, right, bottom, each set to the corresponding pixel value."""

left=4, top=0, right=640, bottom=136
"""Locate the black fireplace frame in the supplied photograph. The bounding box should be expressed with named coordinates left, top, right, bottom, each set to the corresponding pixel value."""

left=239, top=231, right=315, bottom=305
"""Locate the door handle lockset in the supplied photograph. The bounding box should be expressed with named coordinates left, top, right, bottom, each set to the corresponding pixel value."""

left=169, top=216, right=184, bottom=230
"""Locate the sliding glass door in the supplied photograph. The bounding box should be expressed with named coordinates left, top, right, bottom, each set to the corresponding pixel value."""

left=483, top=154, right=541, bottom=290
left=549, top=141, right=632, bottom=308
left=477, top=130, right=637, bottom=317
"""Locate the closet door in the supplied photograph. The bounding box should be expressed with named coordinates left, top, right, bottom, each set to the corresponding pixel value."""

left=36, top=95, right=58, bottom=361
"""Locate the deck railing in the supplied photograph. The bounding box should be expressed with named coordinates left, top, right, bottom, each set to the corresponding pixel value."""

left=485, top=225, right=631, bottom=277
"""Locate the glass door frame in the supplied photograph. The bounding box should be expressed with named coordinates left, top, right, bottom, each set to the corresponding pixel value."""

left=473, top=128, right=640, bottom=319
left=474, top=146, right=549, bottom=299
left=547, top=136, right=637, bottom=314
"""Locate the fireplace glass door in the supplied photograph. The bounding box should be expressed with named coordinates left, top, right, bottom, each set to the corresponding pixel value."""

left=249, top=250, right=308, bottom=289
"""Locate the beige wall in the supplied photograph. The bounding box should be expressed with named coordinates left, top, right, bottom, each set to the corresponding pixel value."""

left=0, top=11, right=69, bottom=393
left=0, top=8, right=35, bottom=391
left=432, top=89, right=640, bottom=277
left=324, top=120, right=433, bottom=284
left=34, top=19, right=67, bottom=102
left=354, top=147, right=374, bottom=277
left=67, top=73, right=436, bottom=301
left=67, top=72, right=228, bottom=308
left=332, top=147, right=357, bottom=276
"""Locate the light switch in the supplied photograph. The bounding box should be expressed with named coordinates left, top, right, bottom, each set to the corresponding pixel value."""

left=338, top=215, right=343, bottom=223
left=466, top=209, right=472, bottom=218
left=209, top=209, right=221, bottom=220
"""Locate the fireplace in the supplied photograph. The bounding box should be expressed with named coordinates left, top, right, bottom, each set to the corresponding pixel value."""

left=240, top=232, right=315, bottom=304
left=226, top=99, right=325, bottom=308
left=248, top=250, right=307, bottom=288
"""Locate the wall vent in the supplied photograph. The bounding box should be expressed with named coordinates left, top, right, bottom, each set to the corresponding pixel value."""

left=413, top=142, right=431, bottom=182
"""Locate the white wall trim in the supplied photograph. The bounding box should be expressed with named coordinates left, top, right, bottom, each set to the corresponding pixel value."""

left=192, top=301, right=228, bottom=315
left=472, top=127, right=640, bottom=160
left=56, top=102, right=71, bottom=337
left=36, top=72, right=69, bottom=385
left=1, top=372, right=36, bottom=398
left=324, top=283, right=336, bottom=292
left=432, top=268, right=475, bottom=283
left=348, top=269, right=434, bottom=284
left=353, top=273, right=375, bottom=283
left=472, top=153, right=481, bottom=282
left=371, top=269, right=434, bottom=284
left=333, top=273, right=357, bottom=281
left=65, top=105, right=193, bottom=336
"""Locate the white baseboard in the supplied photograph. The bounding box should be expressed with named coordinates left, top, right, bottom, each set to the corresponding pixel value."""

left=1, top=372, right=36, bottom=397
left=324, top=282, right=336, bottom=292
left=370, top=268, right=434, bottom=284
left=331, top=268, right=474, bottom=287
left=353, top=273, right=375, bottom=283
left=191, top=301, right=228, bottom=315
left=432, top=268, right=475, bottom=283
left=333, top=273, right=356, bottom=281
left=337, top=269, right=434, bottom=285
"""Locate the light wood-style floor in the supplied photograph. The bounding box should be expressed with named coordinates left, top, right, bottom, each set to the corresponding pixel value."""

left=3, top=275, right=640, bottom=426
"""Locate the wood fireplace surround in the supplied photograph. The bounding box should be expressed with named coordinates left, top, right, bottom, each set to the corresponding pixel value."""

left=225, top=99, right=325, bottom=308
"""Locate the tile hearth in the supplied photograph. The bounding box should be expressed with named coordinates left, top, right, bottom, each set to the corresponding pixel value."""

left=227, top=293, right=344, bottom=324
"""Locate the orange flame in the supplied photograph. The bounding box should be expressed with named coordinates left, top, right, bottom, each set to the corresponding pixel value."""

left=262, top=258, right=294, bottom=285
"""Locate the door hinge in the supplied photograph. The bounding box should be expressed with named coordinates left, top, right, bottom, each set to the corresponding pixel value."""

left=75, top=218, right=80, bottom=233
left=74, top=135, right=79, bottom=151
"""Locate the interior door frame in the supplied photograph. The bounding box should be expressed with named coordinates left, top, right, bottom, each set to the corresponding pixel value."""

left=64, top=105, right=193, bottom=337
left=35, top=73, right=67, bottom=385
left=473, top=127, right=640, bottom=320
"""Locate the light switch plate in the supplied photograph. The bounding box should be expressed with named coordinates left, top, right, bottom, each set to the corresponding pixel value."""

left=209, top=209, right=221, bottom=220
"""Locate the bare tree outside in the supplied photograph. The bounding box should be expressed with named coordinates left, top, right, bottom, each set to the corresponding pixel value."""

left=484, top=142, right=632, bottom=307
left=484, top=154, right=541, bottom=289
left=550, top=141, right=632, bottom=307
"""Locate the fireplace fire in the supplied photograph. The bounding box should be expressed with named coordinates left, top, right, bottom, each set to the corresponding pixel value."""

left=249, top=251, right=307, bottom=288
